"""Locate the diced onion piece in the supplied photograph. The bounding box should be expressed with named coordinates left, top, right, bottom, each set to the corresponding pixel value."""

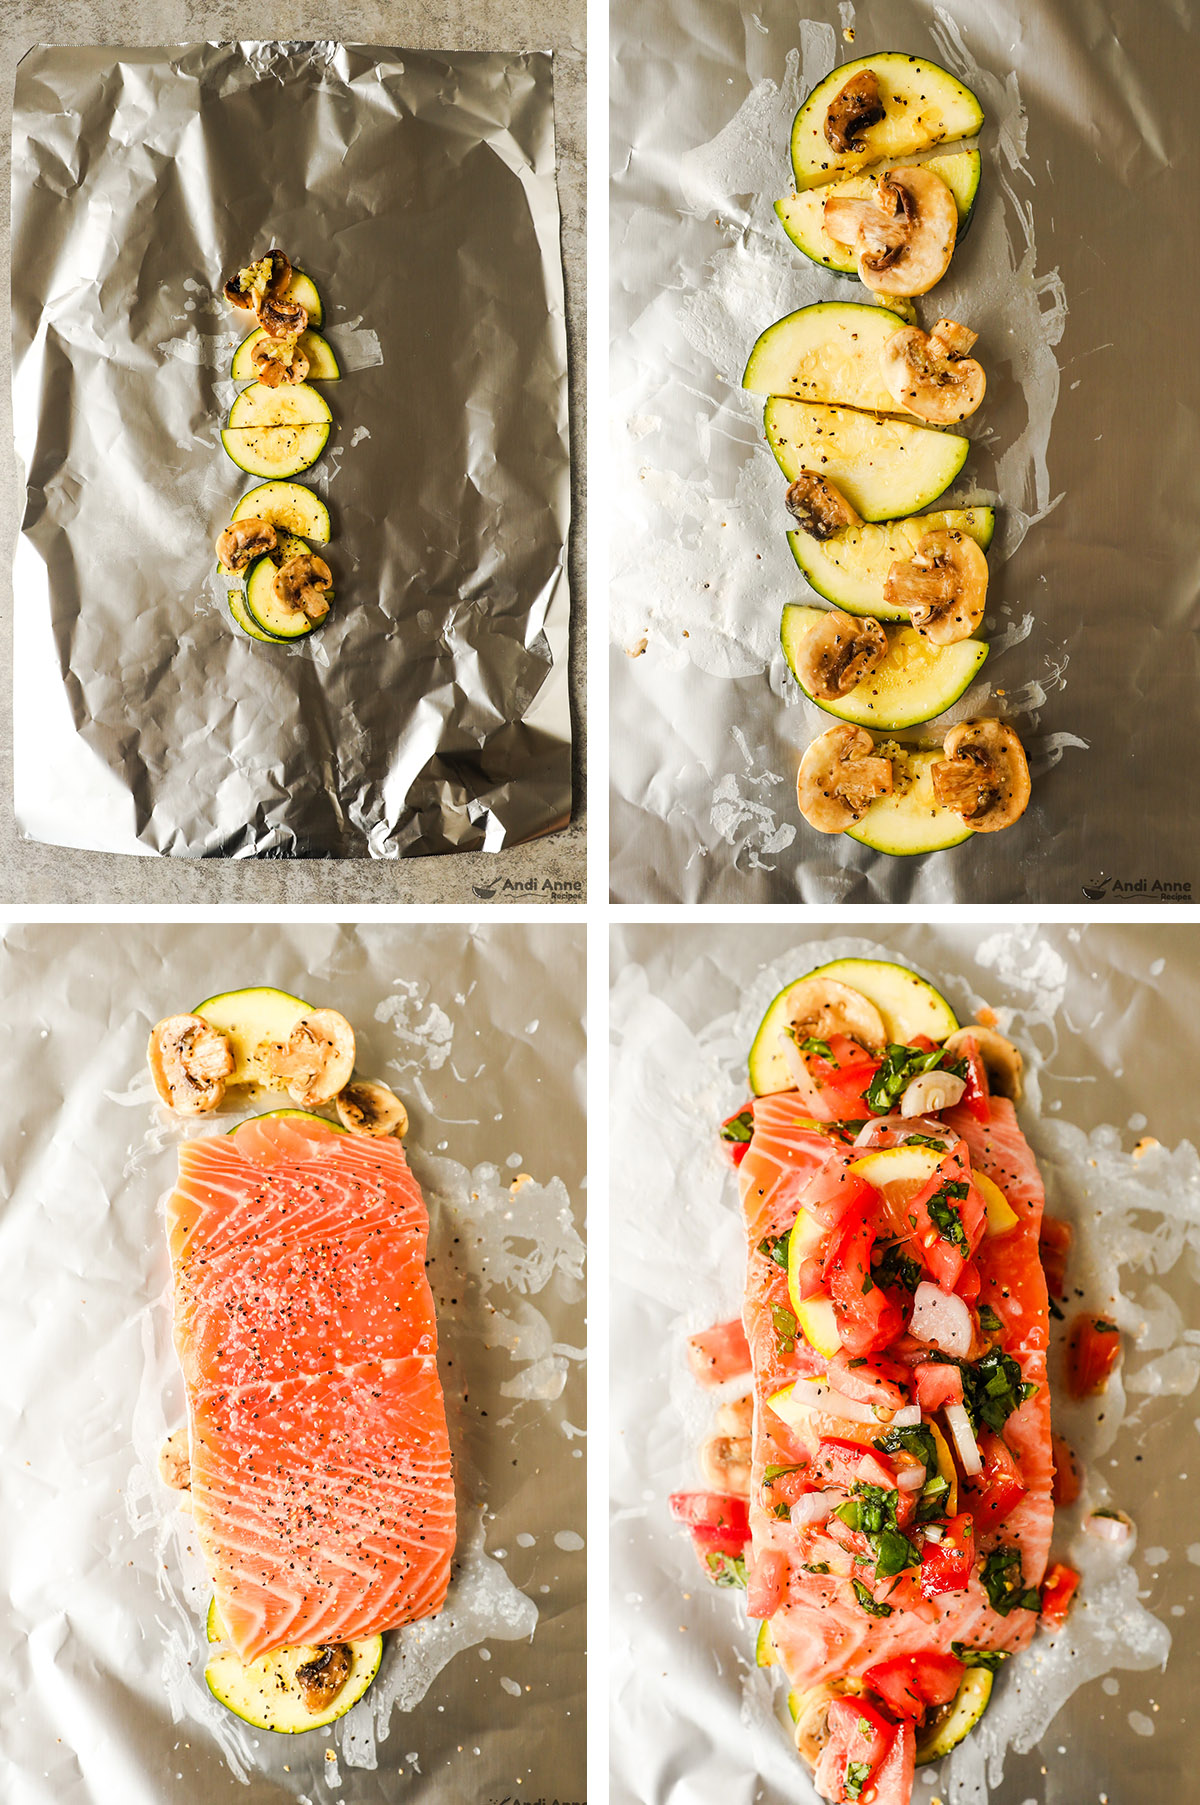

left=892, top=1404, right=923, bottom=1428
left=896, top=1465, right=926, bottom=1492
left=853, top=1113, right=951, bottom=1150
left=910, top=1282, right=973, bottom=1357
left=1085, top=1509, right=1133, bottom=1544
left=791, top=1490, right=842, bottom=1529
left=797, top=1377, right=881, bottom=1426
left=944, top=1401, right=983, bottom=1477
left=923, top=1524, right=944, bottom=1543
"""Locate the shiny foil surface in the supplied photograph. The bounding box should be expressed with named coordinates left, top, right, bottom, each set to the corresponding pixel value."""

left=12, top=43, right=572, bottom=859
left=610, top=0, right=1200, bottom=902
left=611, top=923, right=1200, bottom=1804
left=0, top=922, right=586, bottom=1803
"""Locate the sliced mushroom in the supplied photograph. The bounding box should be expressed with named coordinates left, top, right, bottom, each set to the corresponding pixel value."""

left=273, top=552, right=333, bottom=623
left=932, top=719, right=1032, bottom=833
left=260, top=248, right=293, bottom=299
left=796, top=723, right=892, bottom=834
left=714, top=1395, right=753, bottom=1438
left=785, top=471, right=862, bottom=541
left=944, top=1024, right=1024, bottom=1101
left=158, top=1428, right=191, bottom=1491
left=295, top=1645, right=353, bottom=1713
left=883, top=530, right=988, bottom=645
left=880, top=317, right=986, bottom=423
left=251, top=334, right=310, bottom=387
left=267, top=1009, right=356, bottom=1108
left=795, top=609, right=888, bottom=701
left=257, top=293, right=308, bottom=339
left=148, top=1014, right=234, bottom=1114
left=900, top=1070, right=966, bottom=1116
left=782, top=975, right=887, bottom=1053
left=215, top=516, right=278, bottom=572
left=823, top=69, right=885, bottom=153
left=792, top=1681, right=859, bottom=1769
left=698, top=1430, right=752, bottom=1497
left=335, top=1080, right=408, bottom=1139
left=826, top=168, right=957, bottom=297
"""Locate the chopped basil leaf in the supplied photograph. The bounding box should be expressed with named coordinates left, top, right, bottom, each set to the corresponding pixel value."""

left=759, top=1228, right=792, bottom=1270
left=801, top=1561, right=830, bottom=1574
left=772, top=1502, right=791, bottom=1519
left=763, top=1463, right=801, bottom=1483
left=952, top=1642, right=1010, bottom=1671
left=720, top=1108, right=754, bottom=1144
left=962, top=1347, right=1033, bottom=1435
left=926, top=1179, right=970, bottom=1252
left=914, top=1474, right=950, bottom=1524
left=873, top=1240, right=923, bottom=1293
left=866, top=1043, right=960, bottom=1115
left=771, top=1303, right=797, bottom=1355
left=875, top=1526, right=922, bottom=1579
left=706, top=1552, right=747, bottom=1588
left=981, top=1544, right=1040, bottom=1616
left=792, top=1032, right=834, bottom=1060
left=794, top=1116, right=870, bottom=1143
left=835, top=1482, right=920, bottom=1580
left=852, top=1579, right=893, bottom=1618
left=904, top=1132, right=954, bottom=1152
left=845, top=1759, right=871, bottom=1801
left=878, top=1422, right=938, bottom=1471
left=978, top=1304, right=1003, bottom=1333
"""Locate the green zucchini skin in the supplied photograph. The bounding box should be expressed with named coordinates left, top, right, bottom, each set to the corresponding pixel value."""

left=764, top=397, right=969, bottom=522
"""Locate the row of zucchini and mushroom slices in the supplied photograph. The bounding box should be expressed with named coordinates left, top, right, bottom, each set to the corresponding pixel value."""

left=214, top=248, right=342, bottom=643
left=743, top=54, right=1032, bottom=849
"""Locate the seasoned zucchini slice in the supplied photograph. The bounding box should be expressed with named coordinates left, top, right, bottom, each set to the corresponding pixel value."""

left=787, top=507, right=994, bottom=618
left=764, top=398, right=969, bottom=521
left=230, top=480, right=331, bottom=544
left=204, top=1599, right=381, bottom=1734
left=221, top=381, right=332, bottom=480
left=781, top=603, right=987, bottom=730
left=846, top=744, right=974, bottom=856
left=191, top=987, right=313, bottom=1087
left=231, top=326, right=341, bottom=382
left=915, top=1667, right=994, bottom=1762
left=776, top=151, right=981, bottom=274
left=748, top=959, right=958, bottom=1093
left=227, top=586, right=284, bottom=643
left=285, top=269, right=323, bottom=327
left=790, top=53, right=984, bottom=190
left=743, top=301, right=908, bottom=414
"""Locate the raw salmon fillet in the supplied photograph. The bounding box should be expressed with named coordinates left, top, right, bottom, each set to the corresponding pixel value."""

left=167, top=1113, right=455, bottom=1660
left=739, top=1093, right=1053, bottom=1692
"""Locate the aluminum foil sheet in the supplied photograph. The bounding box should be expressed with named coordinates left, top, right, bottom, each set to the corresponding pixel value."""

left=609, top=0, right=1200, bottom=902
left=611, top=923, right=1200, bottom=1803
left=0, top=921, right=585, bottom=1804
left=11, top=43, right=572, bottom=859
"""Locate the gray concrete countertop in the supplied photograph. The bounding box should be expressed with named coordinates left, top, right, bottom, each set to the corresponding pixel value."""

left=0, top=0, right=584, bottom=904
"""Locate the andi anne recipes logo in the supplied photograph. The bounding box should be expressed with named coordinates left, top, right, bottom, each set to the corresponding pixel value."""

left=1082, top=874, right=1192, bottom=901
left=472, top=877, right=584, bottom=900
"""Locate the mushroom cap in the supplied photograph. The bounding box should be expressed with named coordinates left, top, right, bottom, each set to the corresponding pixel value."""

left=856, top=168, right=958, bottom=297
left=823, top=69, right=886, bottom=153
left=251, top=335, right=310, bottom=387
left=943, top=1024, right=1024, bottom=1102
left=335, top=1080, right=409, bottom=1139
left=257, top=293, right=308, bottom=340
left=148, top=1014, right=234, bottom=1114
left=273, top=552, right=333, bottom=623
left=295, top=1645, right=353, bottom=1713
left=261, top=248, right=293, bottom=299
left=223, top=277, right=258, bottom=310
left=795, top=609, right=888, bottom=701
left=268, top=1008, right=356, bottom=1107
left=880, top=319, right=986, bottom=423
left=782, top=974, right=888, bottom=1053
left=932, top=718, right=1031, bottom=833
left=785, top=471, right=862, bottom=541
left=883, top=529, right=988, bottom=645
left=157, top=1428, right=191, bottom=1491
left=796, top=723, right=893, bottom=833
left=216, top=516, right=278, bottom=572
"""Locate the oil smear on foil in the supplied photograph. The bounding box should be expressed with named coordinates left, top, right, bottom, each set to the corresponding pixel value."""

left=121, top=993, right=584, bottom=1789
left=612, top=10, right=1072, bottom=767
left=613, top=933, right=1188, bottom=1804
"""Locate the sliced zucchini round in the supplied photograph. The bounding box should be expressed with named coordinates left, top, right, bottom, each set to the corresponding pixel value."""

left=743, top=301, right=908, bottom=414
left=226, top=1108, right=346, bottom=1135
left=787, top=507, right=994, bottom=619
left=781, top=603, right=987, bottom=729
left=914, top=1667, right=994, bottom=1763
left=748, top=958, right=957, bottom=1092
left=790, top=53, right=984, bottom=191
left=775, top=151, right=981, bottom=275
left=231, top=326, right=341, bottom=382
left=204, top=1599, right=381, bottom=1734
left=228, top=585, right=284, bottom=643
left=243, top=542, right=332, bottom=641
left=845, top=744, right=974, bottom=855
left=764, top=398, right=969, bottom=522
left=285, top=269, right=323, bottom=328
left=755, top=1619, right=777, bottom=1667
left=230, top=480, right=331, bottom=544
left=227, top=382, right=332, bottom=434
left=192, top=986, right=312, bottom=1086
left=222, top=381, right=332, bottom=480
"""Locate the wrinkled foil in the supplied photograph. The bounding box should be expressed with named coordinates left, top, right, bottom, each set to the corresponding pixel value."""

left=610, top=0, right=1200, bottom=902
left=12, top=43, right=572, bottom=858
left=611, top=923, right=1199, bottom=1804
left=0, top=922, right=585, bottom=1803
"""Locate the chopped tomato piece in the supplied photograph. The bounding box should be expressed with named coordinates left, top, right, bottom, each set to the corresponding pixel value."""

left=914, top=1360, right=964, bottom=1411
left=668, top=1492, right=750, bottom=1534
left=1039, top=1213, right=1073, bottom=1298
left=919, top=1512, right=975, bottom=1596
left=1065, top=1313, right=1122, bottom=1400
left=868, top=1719, right=916, bottom=1805
left=828, top=1210, right=904, bottom=1356
left=762, top=1465, right=808, bottom=1507
left=686, top=1318, right=751, bottom=1388
left=791, top=1034, right=882, bottom=1122
left=906, top=1142, right=987, bottom=1290
left=863, top=1651, right=965, bottom=1720
left=794, top=1250, right=826, bottom=1301
left=685, top=1520, right=748, bottom=1560
left=964, top=1430, right=1027, bottom=1526
left=1051, top=1433, right=1081, bottom=1507
left=954, top=1259, right=982, bottom=1305
left=813, top=1436, right=896, bottom=1492
left=1040, top=1560, right=1080, bottom=1629
left=746, top=1547, right=788, bottom=1619
left=802, top=1160, right=877, bottom=1229
left=813, top=1696, right=894, bottom=1802
left=956, top=1034, right=992, bottom=1125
